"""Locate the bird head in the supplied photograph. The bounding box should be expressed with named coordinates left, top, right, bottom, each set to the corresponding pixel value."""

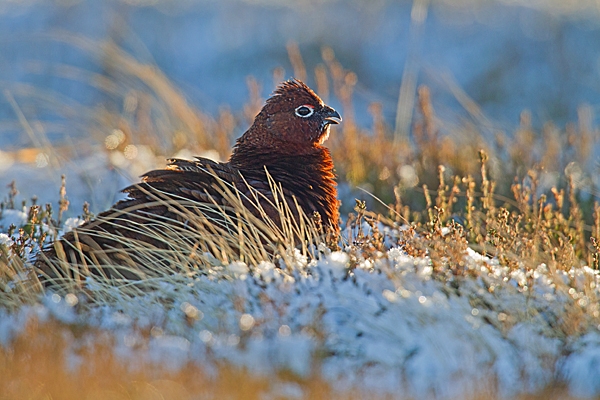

left=249, top=79, right=342, bottom=149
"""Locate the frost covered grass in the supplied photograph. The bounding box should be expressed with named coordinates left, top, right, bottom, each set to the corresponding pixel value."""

left=0, top=259, right=584, bottom=400
left=2, top=39, right=600, bottom=399
left=2, top=161, right=600, bottom=398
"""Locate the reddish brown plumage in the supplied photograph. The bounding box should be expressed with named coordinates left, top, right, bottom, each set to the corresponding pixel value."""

left=37, top=79, right=341, bottom=279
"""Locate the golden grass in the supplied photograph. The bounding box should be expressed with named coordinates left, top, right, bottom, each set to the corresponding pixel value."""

left=0, top=317, right=341, bottom=400
left=0, top=316, right=577, bottom=400
left=2, top=168, right=328, bottom=306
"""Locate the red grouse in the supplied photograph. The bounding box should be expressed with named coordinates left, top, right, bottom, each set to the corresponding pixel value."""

left=37, top=79, right=341, bottom=280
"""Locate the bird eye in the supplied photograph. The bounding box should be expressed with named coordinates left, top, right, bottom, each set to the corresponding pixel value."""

left=295, top=105, right=314, bottom=118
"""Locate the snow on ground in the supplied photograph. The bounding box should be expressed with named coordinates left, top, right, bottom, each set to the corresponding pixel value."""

left=0, top=153, right=600, bottom=398
left=2, top=157, right=600, bottom=398
left=1, top=229, right=600, bottom=398
left=2, top=141, right=600, bottom=398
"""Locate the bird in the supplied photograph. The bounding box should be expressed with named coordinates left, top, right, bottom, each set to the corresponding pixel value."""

left=36, top=79, right=342, bottom=282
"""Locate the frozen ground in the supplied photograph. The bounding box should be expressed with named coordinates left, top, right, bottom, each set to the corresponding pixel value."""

left=2, top=146, right=600, bottom=398
left=1, top=235, right=600, bottom=398
left=1, top=159, right=600, bottom=398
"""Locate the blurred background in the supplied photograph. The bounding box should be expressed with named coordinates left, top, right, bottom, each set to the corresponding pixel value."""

left=2, top=0, right=600, bottom=217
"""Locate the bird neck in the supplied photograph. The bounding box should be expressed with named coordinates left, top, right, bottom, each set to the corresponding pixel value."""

left=230, top=140, right=320, bottom=167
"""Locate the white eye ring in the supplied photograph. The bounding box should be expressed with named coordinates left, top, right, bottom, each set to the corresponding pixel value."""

left=295, top=105, right=314, bottom=118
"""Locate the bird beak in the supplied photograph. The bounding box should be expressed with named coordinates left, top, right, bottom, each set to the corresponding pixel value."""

left=322, top=106, right=342, bottom=125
